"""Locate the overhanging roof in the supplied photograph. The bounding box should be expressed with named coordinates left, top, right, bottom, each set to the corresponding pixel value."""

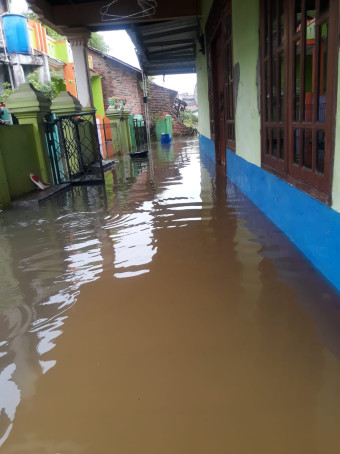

left=27, top=1, right=201, bottom=76
left=26, top=0, right=201, bottom=31
left=127, top=18, right=198, bottom=76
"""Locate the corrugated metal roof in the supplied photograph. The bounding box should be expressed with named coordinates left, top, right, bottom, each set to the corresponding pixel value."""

left=127, top=18, right=198, bottom=76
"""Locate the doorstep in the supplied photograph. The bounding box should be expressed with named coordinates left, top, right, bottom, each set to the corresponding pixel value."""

left=11, top=183, right=71, bottom=208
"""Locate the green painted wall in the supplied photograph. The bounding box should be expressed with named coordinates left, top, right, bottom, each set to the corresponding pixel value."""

left=55, top=42, right=71, bottom=63
left=196, top=48, right=211, bottom=140
left=0, top=150, right=11, bottom=210
left=47, top=37, right=57, bottom=58
left=28, top=26, right=37, bottom=49
left=0, top=125, right=40, bottom=199
left=156, top=116, right=172, bottom=140
left=197, top=0, right=261, bottom=163
left=331, top=49, right=340, bottom=213
left=92, top=76, right=105, bottom=118
left=196, top=0, right=214, bottom=140
left=79, top=121, right=97, bottom=166
left=232, top=0, right=261, bottom=166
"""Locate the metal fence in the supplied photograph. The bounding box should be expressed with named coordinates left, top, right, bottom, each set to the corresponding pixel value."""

left=45, top=111, right=104, bottom=185
left=133, top=118, right=148, bottom=151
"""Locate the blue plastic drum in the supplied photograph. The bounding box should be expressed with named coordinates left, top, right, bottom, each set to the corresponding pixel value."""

left=2, top=14, right=31, bottom=55
left=161, top=133, right=172, bottom=144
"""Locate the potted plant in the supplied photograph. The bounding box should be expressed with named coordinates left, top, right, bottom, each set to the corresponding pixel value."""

left=108, top=96, right=118, bottom=107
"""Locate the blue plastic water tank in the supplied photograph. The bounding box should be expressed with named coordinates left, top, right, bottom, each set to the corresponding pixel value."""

left=2, top=14, right=31, bottom=55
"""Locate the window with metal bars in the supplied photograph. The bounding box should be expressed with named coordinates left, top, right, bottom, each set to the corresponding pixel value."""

left=260, top=0, right=338, bottom=202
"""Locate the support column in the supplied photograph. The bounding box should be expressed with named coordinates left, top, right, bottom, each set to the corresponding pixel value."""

left=106, top=104, right=132, bottom=154
left=67, top=28, right=93, bottom=109
left=39, top=53, right=51, bottom=85
left=6, top=83, right=52, bottom=183
left=9, top=57, right=25, bottom=88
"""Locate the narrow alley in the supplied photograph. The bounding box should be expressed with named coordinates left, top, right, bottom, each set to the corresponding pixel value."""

left=0, top=139, right=340, bottom=453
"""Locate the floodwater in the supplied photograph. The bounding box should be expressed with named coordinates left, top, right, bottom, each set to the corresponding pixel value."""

left=0, top=139, right=340, bottom=454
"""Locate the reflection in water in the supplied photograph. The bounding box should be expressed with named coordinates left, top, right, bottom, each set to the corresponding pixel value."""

left=0, top=139, right=340, bottom=453
left=110, top=204, right=157, bottom=278
left=0, top=364, right=20, bottom=446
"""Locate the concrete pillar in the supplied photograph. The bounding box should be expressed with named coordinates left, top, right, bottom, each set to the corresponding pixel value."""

left=6, top=83, right=52, bottom=183
left=67, top=28, right=93, bottom=108
left=39, top=53, right=51, bottom=85
left=106, top=105, right=132, bottom=154
left=10, top=61, right=25, bottom=89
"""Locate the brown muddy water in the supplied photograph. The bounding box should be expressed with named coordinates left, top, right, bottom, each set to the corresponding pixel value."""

left=0, top=139, right=340, bottom=454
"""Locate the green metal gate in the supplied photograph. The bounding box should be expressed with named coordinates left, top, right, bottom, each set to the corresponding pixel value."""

left=45, top=111, right=104, bottom=185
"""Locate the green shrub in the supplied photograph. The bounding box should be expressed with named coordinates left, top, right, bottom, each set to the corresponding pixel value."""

left=183, top=110, right=198, bottom=128
left=26, top=69, right=65, bottom=99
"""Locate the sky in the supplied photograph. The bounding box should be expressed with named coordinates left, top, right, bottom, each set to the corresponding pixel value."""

left=9, top=0, right=27, bottom=13
left=11, top=0, right=197, bottom=95
left=100, top=31, right=197, bottom=95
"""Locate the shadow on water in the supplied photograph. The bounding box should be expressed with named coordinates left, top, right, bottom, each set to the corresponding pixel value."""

left=0, top=139, right=339, bottom=453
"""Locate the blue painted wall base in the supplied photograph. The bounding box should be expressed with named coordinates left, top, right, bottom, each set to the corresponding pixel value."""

left=199, top=133, right=215, bottom=163
left=199, top=133, right=340, bottom=293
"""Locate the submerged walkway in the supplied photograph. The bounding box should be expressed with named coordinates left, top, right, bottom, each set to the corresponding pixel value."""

left=0, top=139, right=340, bottom=453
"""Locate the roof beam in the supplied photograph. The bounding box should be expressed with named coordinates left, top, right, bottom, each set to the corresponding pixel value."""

left=145, top=55, right=195, bottom=63
left=147, top=39, right=195, bottom=48
left=148, top=47, right=195, bottom=58
left=142, top=26, right=198, bottom=42
left=146, top=66, right=196, bottom=76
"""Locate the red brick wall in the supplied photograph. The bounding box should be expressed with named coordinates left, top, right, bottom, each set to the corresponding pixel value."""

left=88, top=48, right=144, bottom=115
left=147, top=82, right=177, bottom=120
left=172, top=116, right=196, bottom=137
left=88, top=48, right=194, bottom=136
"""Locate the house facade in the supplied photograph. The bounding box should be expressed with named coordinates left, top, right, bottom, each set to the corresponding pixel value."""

left=196, top=0, right=340, bottom=292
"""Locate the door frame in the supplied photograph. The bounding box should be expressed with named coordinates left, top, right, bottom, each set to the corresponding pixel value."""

left=206, top=0, right=235, bottom=165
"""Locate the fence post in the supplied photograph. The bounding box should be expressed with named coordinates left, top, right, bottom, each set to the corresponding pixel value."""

left=106, top=105, right=132, bottom=154
left=6, top=83, right=52, bottom=183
